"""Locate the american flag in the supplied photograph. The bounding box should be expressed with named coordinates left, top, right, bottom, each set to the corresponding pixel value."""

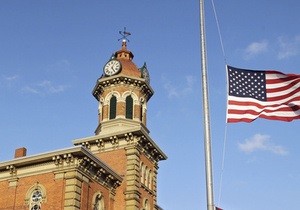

left=226, top=65, right=300, bottom=123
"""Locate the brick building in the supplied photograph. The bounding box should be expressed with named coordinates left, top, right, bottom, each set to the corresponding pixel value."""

left=0, top=40, right=167, bottom=210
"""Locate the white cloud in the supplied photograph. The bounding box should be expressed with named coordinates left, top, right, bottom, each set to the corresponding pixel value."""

left=243, top=40, right=268, bottom=59
left=277, top=35, right=300, bottom=59
left=38, top=80, right=67, bottom=93
left=3, top=75, right=19, bottom=82
left=21, top=86, right=40, bottom=94
left=242, top=35, right=300, bottom=60
left=22, top=80, right=68, bottom=95
left=163, top=75, right=196, bottom=98
left=1, top=74, right=19, bottom=86
left=238, top=134, right=288, bottom=155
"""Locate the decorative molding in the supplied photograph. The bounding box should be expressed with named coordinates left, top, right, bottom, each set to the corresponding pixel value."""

left=6, top=165, right=16, bottom=176
left=81, top=142, right=91, bottom=149
left=52, top=155, right=63, bottom=166
left=110, top=136, right=119, bottom=149
left=73, top=130, right=167, bottom=163
left=0, top=146, right=122, bottom=191
left=125, top=132, right=134, bottom=145
left=93, top=75, right=154, bottom=102
left=103, top=91, right=121, bottom=106
left=96, top=139, right=105, bottom=151
left=77, top=157, right=121, bottom=193
left=64, top=153, right=74, bottom=164
left=121, top=91, right=139, bottom=104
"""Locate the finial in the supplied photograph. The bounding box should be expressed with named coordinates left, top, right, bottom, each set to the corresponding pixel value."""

left=118, top=27, right=131, bottom=43
left=122, top=39, right=127, bottom=49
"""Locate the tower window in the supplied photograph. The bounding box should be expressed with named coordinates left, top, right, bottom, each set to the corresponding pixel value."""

left=140, top=104, right=143, bottom=122
left=125, top=95, right=133, bottom=119
left=110, top=96, right=117, bottom=119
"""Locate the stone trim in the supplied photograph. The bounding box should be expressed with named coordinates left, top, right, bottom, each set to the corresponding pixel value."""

left=93, top=75, right=154, bottom=102
left=125, top=146, right=141, bottom=210
left=73, top=129, right=167, bottom=163
left=0, top=146, right=122, bottom=193
left=64, top=171, right=82, bottom=210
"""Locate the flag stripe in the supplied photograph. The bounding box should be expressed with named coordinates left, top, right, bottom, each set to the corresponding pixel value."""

left=267, top=89, right=300, bottom=101
left=227, top=105, right=300, bottom=117
left=266, top=79, right=300, bottom=94
left=228, top=100, right=300, bottom=113
left=226, top=66, right=300, bottom=123
left=228, top=94, right=300, bottom=108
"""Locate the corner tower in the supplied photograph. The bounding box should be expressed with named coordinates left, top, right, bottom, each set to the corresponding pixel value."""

left=73, top=40, right=167, bottom=210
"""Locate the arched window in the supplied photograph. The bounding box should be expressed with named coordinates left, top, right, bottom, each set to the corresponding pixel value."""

left=142, top=199, right=150, bottom=210
left=125, top=95, right=133, bottom=119
left=140, top=162, right=144, bottom=183
left=109, top=96, right=117, bottom=119
left=148, top=170, right=152, bottom=189
left=92, top=192, right=105, bottom=210
left=25, top=182, right=46, bottom=210
left=144, top=166, right=148, bottom=184
left=30, top=189, right=42, bottom=210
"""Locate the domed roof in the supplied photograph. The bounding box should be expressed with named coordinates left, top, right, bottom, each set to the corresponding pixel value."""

left=114, top=40, right=141, bottom=78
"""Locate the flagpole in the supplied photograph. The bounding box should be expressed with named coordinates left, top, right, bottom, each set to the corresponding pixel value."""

left=199, top=0, right=215, bottom=210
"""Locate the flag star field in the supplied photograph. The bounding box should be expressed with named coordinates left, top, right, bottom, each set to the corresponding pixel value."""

left=228, top=67, right=267, bottom=100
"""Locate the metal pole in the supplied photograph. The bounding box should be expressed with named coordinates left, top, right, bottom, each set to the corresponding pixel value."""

left=199, top=0, right=215, bottom=210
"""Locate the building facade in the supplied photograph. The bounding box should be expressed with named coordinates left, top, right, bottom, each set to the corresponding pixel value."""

left=0, top=40, right=167, bottom=210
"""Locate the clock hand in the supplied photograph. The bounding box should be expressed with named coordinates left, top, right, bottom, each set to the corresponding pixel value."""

left=111, top=63, right=115, bottom=71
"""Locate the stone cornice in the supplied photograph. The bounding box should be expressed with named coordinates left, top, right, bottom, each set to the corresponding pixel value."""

left=0, top=146, right=123, bottom=190
left=72, top=129, right=167, bottom=162
left=94, top=118, right=150, bottom=136
left=92, top=75, right=154, bottom=101
left=76, top=156, right=122, bottom=192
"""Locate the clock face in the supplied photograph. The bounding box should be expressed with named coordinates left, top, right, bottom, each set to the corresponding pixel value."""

left=103, top=59, right=122, bottom=76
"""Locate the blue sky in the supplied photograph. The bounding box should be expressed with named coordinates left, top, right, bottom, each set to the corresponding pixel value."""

left=1, top=1, right=300, bottom=210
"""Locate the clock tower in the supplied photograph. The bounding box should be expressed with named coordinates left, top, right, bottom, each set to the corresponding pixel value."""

left=73, top=40, right=167, bottom=210
left=93, top=39, right=151, bottom=136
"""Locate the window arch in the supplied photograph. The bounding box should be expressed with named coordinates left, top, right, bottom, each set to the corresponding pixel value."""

left=144, top=166, right=148, bottom=184
left=109, top=95, right=117, bottom=119
left=142, top=198, right=150, bottom=210
left=148, top=170, right=152, bottom=189
left=24, top=182, right=46, bottom=210
left=92, top=192, right=105, bottom=210
left=140, top=162, right=144, bottom=183
left=126, top=95, right=133, bottom=119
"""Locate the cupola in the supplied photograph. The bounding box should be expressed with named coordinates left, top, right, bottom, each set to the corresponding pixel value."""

left=92, top=41, right=153, bottom=136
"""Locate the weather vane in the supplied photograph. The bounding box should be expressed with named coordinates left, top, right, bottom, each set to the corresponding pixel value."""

left=118, top=27, right=131, bottom=42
